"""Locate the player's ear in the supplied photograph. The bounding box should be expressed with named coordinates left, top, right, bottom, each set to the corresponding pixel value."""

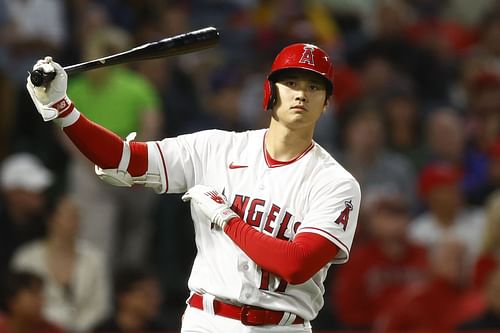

left=263, top=80, right=278, bottom=111
left=322, top=98, right=330, bottom=113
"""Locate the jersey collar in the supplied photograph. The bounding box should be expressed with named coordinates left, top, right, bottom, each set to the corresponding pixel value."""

left=263, top=132, right=315, bottom=168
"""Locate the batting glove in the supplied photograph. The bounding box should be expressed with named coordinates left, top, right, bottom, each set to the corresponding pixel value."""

left=182, top=185, right=239, bottom=229
left=26, top=56, right=74, bottom=122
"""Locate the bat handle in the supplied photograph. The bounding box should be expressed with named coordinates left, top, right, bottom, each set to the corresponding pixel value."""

left=30, top=69, right=56, bottom=87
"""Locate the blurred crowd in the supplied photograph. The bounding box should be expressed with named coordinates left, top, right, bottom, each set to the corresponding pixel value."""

left=1, top=0, right=500, bottom=332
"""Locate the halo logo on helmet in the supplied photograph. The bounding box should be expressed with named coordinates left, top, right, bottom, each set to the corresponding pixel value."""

left=262, top=43, right=334, bottom=111
left=299, top=46, right=315, bottom=65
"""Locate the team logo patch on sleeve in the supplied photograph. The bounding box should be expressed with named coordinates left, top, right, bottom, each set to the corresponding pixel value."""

left=335, top=200, right=353, bottom=231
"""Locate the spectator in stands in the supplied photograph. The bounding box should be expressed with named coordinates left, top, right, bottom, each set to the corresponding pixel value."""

left=0, top=270, right=66, bottom=333
left=410, top=162, right=485, bottom=266
left=380, top=83, right=425, bottom=168
left=459, top=266, right=500, bottom=330
left=0, top=153, right=53, bottom=279
left=333, top=186, right=428, bottom=329
left=375, top=237, right=483, bottom=331
left=425, top=107, right=466, bottom=166
left=423, top=106, right=492, bottom=205
left=352, top=0, right=449, bottom=103
left=336, top=100, right=416, bottom=210
left=354, top=54, right=400, bottom=104
left=11, top=194, right=110, bottom=332
left=64, top=23, right=162, bottom=268
left=93, top=266, right=169, bottom=332
left=473, top=190, right=500, bottom=290
left=1, top=0, right=67, bottom=85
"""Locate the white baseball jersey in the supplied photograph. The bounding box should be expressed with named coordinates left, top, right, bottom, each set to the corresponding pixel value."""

left=147, top=129, right=360, bottom=321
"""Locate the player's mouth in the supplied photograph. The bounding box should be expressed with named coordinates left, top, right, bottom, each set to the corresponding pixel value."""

left=290, top=105, right=307, bottom=112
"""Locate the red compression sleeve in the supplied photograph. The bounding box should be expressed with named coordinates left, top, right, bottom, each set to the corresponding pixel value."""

left=224, top=217, right=338, bottom=284
left=63, top=114, right=148, bottom=176
left=128, top=141, right=148, bottom=176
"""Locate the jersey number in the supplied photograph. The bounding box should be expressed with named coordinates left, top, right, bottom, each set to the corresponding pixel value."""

left=260, top=269, right=288, bottom=292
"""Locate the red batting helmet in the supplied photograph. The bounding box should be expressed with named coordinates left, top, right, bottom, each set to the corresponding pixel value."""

left=263, top=43, right=334, bottom=111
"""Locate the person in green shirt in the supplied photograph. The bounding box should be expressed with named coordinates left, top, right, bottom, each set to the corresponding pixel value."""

left=64, top=26, right=163, bottom=269
left=68, top=66, right=160, bottom=139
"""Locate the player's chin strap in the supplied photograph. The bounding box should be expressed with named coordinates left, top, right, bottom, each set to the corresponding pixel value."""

left=95, top=132, right=164, bottom=193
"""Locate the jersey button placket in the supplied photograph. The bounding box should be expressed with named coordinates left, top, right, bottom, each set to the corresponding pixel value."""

left=258, top=169, right=270, bottom=191
left=240, top=285, right=253, bottom=301
left=238, top=260, right=250, bottom=271
left=237, top=255, right=255, bottom=302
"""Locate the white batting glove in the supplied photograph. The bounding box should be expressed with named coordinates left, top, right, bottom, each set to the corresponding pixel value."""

left=26, top=56, right=74, bottom=122
left=182, top=185, right=239, bottom=229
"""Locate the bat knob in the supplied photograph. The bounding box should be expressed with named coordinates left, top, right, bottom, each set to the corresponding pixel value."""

left=30, top=69, right=56, bottom=87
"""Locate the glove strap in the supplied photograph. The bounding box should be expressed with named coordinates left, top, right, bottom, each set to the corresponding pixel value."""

left=213, top=208, right=239, bottom=229
left=50, top=96, right=74, bottom=117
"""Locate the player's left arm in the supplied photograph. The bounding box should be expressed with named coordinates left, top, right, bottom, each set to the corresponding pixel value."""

left=182, top=179, right=360, bottom=284
left=224, top=219, right=337, bottom=284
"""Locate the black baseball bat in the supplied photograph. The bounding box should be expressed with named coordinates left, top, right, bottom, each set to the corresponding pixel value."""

left=30, top=26, right=220, bottom=86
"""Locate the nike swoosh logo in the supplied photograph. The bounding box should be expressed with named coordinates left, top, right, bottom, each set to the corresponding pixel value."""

left=229, top=162, right=248, bottom=169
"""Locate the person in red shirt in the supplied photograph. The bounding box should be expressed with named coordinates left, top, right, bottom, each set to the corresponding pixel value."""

left=332, top=188, right=428, bottom=329
left=0, top=270, right=66, bottom=333
left=375, top=236, right=484, bottom=332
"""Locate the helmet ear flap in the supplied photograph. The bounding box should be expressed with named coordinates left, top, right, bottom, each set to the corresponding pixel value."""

left=262, top=80, right=277, bottom=111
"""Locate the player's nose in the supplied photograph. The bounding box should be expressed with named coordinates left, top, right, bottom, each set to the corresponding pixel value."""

left=294, top=82, right=308, bottom=102
left=294, top=92, right=307, bottom=103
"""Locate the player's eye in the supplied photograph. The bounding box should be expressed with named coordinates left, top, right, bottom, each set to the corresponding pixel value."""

left=285, top=80, right=297, bottom=87
left=309, top=83, right=323, bottom=91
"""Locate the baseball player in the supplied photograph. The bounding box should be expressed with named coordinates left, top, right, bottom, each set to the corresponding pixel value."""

left=26, top=43, right=361, bottom=332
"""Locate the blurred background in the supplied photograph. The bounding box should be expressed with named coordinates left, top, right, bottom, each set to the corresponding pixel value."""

left=1, top=0, right=500, bottom=332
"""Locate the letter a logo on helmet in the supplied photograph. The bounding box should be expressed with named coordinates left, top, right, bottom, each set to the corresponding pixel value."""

left=262, top=43, right=334, bottom=111
left=299, top=46, right=315, bottom=65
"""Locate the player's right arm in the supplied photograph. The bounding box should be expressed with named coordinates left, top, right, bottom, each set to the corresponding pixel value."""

left=26, top=57, right=165, bottom=192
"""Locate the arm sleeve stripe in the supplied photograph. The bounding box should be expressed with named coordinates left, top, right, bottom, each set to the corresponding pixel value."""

left=155, top=142, right=169, bottom=193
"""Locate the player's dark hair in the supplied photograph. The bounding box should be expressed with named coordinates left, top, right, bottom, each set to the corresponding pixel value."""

left=270, top=68, right=332, bottom=97
left=0, top=270, right=43, bottom=313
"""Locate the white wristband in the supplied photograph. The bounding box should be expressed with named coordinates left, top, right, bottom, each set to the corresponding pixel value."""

left=58, top=108, right=81, bottom=127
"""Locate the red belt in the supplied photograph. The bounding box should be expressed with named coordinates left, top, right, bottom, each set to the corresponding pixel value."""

left=188, top=293, right=305, bottom=326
